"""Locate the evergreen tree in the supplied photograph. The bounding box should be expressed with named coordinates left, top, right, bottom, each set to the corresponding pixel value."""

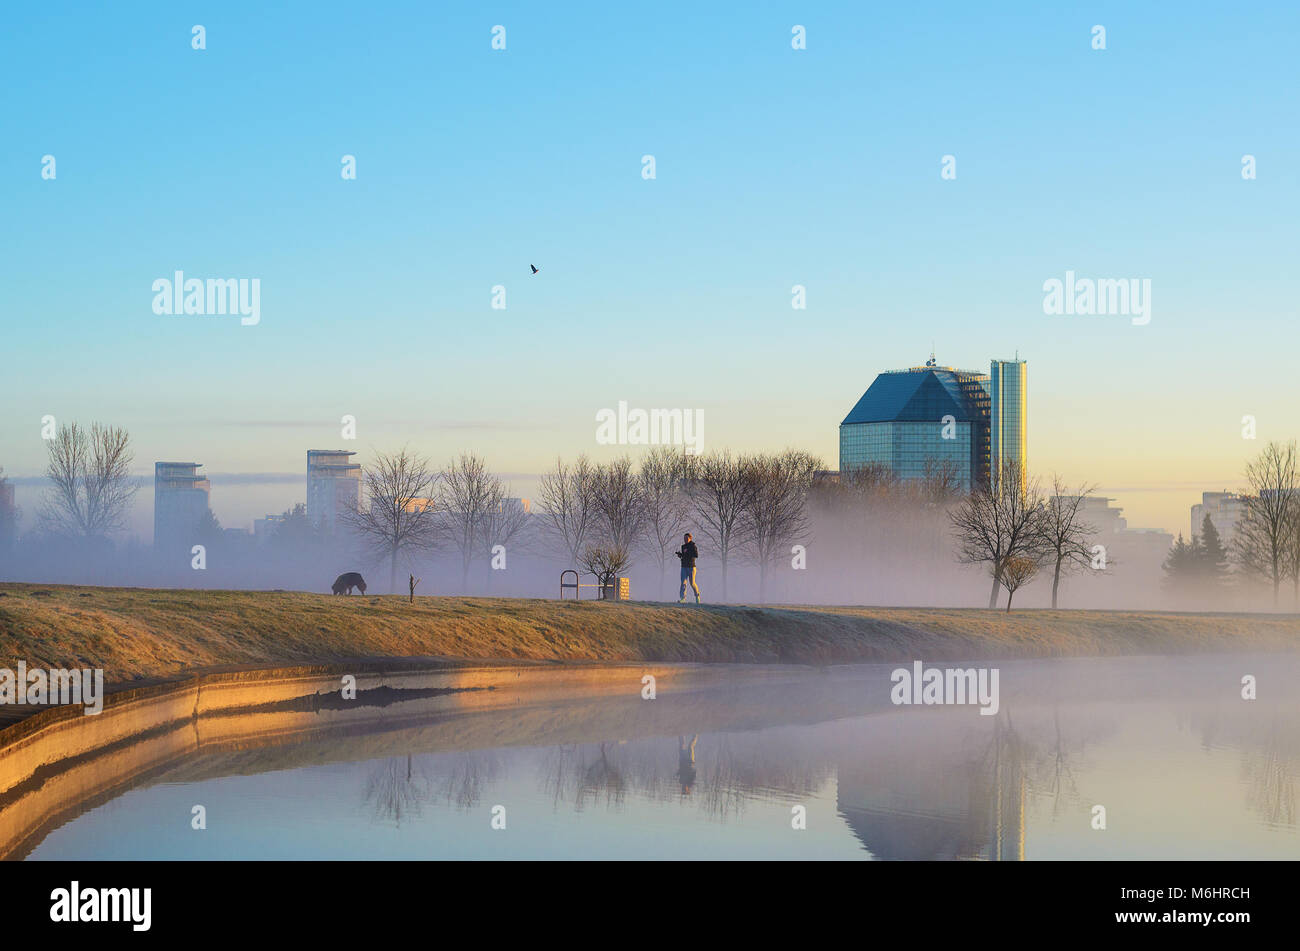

left=1198, top=514, right=1230, bottom=586
left=1162, top=532, right=1205, bottom=595
left=271, top=502, right=319, bottom=548
left=196, top=508, right=223, bottom=546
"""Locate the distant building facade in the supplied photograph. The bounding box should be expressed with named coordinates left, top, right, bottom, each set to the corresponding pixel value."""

left=154, top=462, right=210, bottom=548
left=989, top=358, right=1027, bottom=489
left=839, top=354, right=1029, bottom=495
left=1072, top=495, right=1128, bottom=535
left=252, top=514, right=286, bottom=540
left=1059, top=494, right=1173, bottom=568
left=307, top=450, right=361, bottom=534
left=1046, top=495, right=1173, bottom=606
left=1190, top=491, right=1245, bottom=547
left=839, top=357, right=992, bottom=493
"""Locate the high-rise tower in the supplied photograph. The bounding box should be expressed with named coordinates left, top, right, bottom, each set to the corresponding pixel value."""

left=989, top=359, right=1028, bottom=490
left=154, top=462, right=210, bottom=549
left=307, top=450, right=361, bottom=534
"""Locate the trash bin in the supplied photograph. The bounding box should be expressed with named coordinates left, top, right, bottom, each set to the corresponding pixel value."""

left=600, top=577, right=631, bottom=601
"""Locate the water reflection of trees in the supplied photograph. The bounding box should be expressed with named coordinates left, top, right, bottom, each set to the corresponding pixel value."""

left=1042, top=710, right=1082, bottom=819
left=364, top=755, right=432, bottom=826
left=1244, top=733, right=1297, bottom=827
left=539, top=745, right=596, bottom=810
left=429, top=751, right=502, bottom=809
left=361, top=710, right=1098, bottom=849
left=535, top=731, right=837, bottom=822
left=364, top=751, right=502, bottom=824
left=548, top=742, right=628, bottom=811
left=1192, top=711, right=1299, bottom=829
left=1189, top=710, right=1300, bottom=829
left=358, top=705, right=1116, bottom=852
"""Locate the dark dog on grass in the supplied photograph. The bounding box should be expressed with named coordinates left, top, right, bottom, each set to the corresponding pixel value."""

left=331, top=572, right=367, bottom=595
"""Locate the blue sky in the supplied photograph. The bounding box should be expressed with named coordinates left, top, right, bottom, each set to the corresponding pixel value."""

left=2, top=1, right=1297, bottom=535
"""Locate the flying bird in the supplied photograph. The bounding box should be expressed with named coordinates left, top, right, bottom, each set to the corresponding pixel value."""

left=530, top=264, right=539, bottom=274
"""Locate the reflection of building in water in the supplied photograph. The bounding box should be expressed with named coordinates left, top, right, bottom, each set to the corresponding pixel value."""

left=982, top=715, right=1027, bottom=861
left=836, top=713, right=1027, bottom=860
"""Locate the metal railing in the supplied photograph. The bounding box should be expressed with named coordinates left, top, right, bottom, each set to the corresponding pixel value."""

left=560, top=570, right=628, bottom=600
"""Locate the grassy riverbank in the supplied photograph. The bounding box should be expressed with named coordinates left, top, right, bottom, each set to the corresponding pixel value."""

left=1, top=583, right=1297, bottom=684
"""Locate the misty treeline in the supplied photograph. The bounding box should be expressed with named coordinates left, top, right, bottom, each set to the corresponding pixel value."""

left=816, top=462, right=1102, bottom=611
left=0, top=423, right=143, bottom=583
left=4, top=422, right=1299, bottom=612
left=946, top=443, right=1300, bottom=612
left=949, top=466, right=1105, bottom=611
left=346, top=445, right=823, bottom=601
left=1163, top=440, right=1300, bottom=609
left=0, top=467, right=17, bottom=553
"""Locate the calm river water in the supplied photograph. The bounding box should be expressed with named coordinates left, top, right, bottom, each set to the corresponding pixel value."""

left=15, top=653, right=1300, bottom=860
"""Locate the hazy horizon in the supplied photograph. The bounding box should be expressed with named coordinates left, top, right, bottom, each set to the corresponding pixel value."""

left=1, top=461, right=1254, bottom=543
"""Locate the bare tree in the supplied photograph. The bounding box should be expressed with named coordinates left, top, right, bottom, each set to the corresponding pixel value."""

left=814, top=463, right=902, bottom=563
left=364, top=756, right=431, bottom=826
left=427, top=751, right=501, bottom=809
left=917, top=457, right=965, bottom=506
left=840, top=462, right=902, bottom=495
left=537, top=455, right=598, bottom=567
left=1284, top=502, right=1300, bottom=609
left=436, top=452, right=505, bottom=589
left=0, top=467, right=19, bottom=551
left=743, top=449, right=821, bottom=602
left=480, top=495, right=532, bottom=591
left=687, top=451, right=759, bottom=602
left=950, top=462, right=1047, bottom=609
left=1234, top=441, right=1299, bottom=606
left=590, top=456, right=646, bottom=568
left=40, top=421, right=137, bottom=539
left=581, top=544, right=631, bottom=598
left=346, top=447, right=439, bottom=593
left=1000, top=556, right=1039, bottom=612
left=1039, top=476, right=1100, bottom=609
left=912, top=458, right=968, bottom=567
left=637, top=447, right=692, bottom=599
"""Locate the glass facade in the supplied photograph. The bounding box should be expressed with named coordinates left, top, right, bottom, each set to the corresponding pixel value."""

left=954, top=371, right=991, bottom=490
left=840, top=420, right=975, bottom=491
left=840, top=360, right=1028, bottom=494
left=839, top=365, right=992, bottom=493
left=989, top=360, right=1027, bottom=489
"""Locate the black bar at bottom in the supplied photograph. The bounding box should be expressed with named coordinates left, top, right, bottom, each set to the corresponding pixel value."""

left=0, top=859, right=1282, bottom=938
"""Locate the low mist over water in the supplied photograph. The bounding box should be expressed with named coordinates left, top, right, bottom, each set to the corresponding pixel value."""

left=21, top=653, right=1300, bottom=860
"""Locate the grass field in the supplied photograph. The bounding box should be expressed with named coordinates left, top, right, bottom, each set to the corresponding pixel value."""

left=1, top=583, right=1297, bottom=684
